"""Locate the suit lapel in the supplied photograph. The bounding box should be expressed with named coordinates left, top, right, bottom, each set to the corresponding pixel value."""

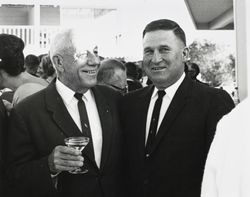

left=150, top=76, right=192, bottom=154
left=92, top=86, right=113, bottom=171
left=45, top=82, right=81, bottom=137
left=45, top=82, right=96, bottom=165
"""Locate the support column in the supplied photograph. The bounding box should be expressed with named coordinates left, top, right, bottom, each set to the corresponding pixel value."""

left=33, top=1, right=40, bottom=51
left=235, top=0, right=248, bottom=101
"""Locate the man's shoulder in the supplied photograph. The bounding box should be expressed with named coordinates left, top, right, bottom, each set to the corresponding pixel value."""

left=13, top=85, right=48, bottom=112
left=121, top=85, right=151, bottom=105
left=94, top=84, right=122, bottom=98
left=13, top=83, right=46, bottom=106
left=192, top=80, right=229, bottom=96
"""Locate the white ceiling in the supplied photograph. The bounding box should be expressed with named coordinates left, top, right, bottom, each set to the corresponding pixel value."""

left=0, top=0, right=234, bottom=30
left=185, top=0, right=234, bottom=29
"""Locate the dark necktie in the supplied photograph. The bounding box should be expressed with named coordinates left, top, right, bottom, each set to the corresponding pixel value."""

left=74, top=93, right=91, bottom=136
left=145, top=90, right=166, bottom=155
left=74, top=92, right=95, bottom=162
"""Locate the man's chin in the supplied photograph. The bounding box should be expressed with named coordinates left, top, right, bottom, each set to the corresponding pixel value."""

left=82, top=80, right=97, bottom=88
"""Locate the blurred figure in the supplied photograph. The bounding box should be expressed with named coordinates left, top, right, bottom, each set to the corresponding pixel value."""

left=38, top=53, right=47, bottom=63
left=201, top=98, right=250, bottom=197
left=37, top=54, right=56, bottom=83
left=125, top=62, right=143, bottom=92
left=0, top=34, right=48, bottom=107
left=97, top=59, right=128, bottom=94
left=6, top=28, right=123, bottom=197
left=0, top=88, right=13, bottom=103
left=24, top=54, right=40, bottom=76
left=93, top=46, right=104, bottom=61
left=185, top=62, right=208, bottom=85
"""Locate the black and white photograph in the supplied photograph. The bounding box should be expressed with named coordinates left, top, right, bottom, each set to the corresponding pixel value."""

left=0, top=0, right=249, bottom=197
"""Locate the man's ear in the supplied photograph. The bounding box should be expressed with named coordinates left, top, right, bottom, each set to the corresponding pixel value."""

left=182, top=47, right=190, bottom=62
left=52, top=55, right=64, bottom=72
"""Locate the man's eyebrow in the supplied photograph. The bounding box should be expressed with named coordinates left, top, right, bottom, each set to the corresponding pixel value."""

left=143, top=47, right=152, bottom=51
left=144, top=45, right=170, bottom=50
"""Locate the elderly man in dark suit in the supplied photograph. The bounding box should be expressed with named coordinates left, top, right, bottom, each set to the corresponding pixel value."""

left=120, top=19, right=235, bottom=197
left=6, top=28, right=123, bottom=197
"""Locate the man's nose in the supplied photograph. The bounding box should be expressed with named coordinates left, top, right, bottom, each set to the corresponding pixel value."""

left=87, top=52, right=100, bottom=66
left=152, top=50, right=162, bottom=64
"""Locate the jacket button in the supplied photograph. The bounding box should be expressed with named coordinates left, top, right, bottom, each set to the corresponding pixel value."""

left=146, top=154, right=150, bottom=158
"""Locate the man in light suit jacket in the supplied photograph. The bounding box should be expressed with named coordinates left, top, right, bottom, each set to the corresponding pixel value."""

left=201, top=98, right=250, bottom=197
left=6, top=28, right=123, bottom=197
left=120, top=19, right=235, bottom=197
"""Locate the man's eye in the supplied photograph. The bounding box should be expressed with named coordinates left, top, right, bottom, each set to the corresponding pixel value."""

left=144, top=50, right=153, bottom=55
left=74, top=51, right=88, bottom=60
left=160, top=47, right=170, bottom=53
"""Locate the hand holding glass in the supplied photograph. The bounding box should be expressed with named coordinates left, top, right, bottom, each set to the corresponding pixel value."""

left=64, top=136, right=90, bottom=174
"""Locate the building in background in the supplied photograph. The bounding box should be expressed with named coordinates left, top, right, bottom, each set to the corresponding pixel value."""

left=0, top=0, right=117, bottom=56
left=1, top=0, right=248, bottom=103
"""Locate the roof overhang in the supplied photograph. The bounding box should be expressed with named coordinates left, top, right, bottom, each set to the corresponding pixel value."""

left=184, top=0, right=234, bottom=30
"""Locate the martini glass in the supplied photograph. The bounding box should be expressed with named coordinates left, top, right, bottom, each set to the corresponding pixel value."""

left=64, top=136, right=89, bottom=174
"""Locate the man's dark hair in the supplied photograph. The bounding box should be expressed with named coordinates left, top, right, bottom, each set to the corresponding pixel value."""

left=190, top=63, right=200, bottom=75
left=185, top=62, right=200, bottom=77
left=125, top=62, right=139, bottom=80
left=143, top=19, right=186, bottom=46
left=0, top=34, right=25, bottom=76
left=24, top=54, right=40, bottom=75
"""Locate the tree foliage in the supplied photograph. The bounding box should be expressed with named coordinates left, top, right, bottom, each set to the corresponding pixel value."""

left=188, top=40, right=235, bottom=87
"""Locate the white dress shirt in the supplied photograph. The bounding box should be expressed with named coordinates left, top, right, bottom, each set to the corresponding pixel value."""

left=56, top=79, right=103, bottom=168
left=145, top=73, right=185, bottom=144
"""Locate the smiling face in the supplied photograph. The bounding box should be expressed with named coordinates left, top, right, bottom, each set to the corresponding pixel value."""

left=51, top=29, right=100, bottom=93
left=60, top=47, right=100, bottom=93
left=143, top=30, right=188, bottom=89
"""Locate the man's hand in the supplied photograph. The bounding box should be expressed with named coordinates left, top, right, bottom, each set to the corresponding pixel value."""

left=48, top=145, right=84, bottom=174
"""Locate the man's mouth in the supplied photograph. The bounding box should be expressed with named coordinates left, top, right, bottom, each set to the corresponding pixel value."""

left=151, top=67, right=166, bottom=71
left=82, top=70, right=97, bottom=75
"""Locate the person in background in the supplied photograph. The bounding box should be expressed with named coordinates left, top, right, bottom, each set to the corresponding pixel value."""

left=201, top=97, right=250, bottom=197
left=0, top=88, right=14, bottom=103
left=124, top=62, right=143, bottom=92
left=97, top=59, right=128, bottom=95
left=6, top=28, right=123, bottom=197
left=93, top=46, right=104, bottom=61
left=0, top=34, right=48, bottom=107
left=37, top=54, right=56, bottom=83
left=24, top=54, right=40, bottom=77
left=185, top=62, right=208, bottom=85
left=120, top=19, right=235, bottom=197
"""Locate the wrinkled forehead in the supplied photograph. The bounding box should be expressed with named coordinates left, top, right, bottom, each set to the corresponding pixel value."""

left=71, top=29, right=97, bottom=53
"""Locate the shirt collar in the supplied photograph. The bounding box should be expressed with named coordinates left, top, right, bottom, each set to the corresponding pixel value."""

left=83, top=89, right=92, bottom=102
left=55, top=79, right=92, bottom=105
left=152, top=73, right=185, bottom=100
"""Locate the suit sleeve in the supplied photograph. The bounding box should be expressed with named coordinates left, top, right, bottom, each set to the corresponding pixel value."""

left=205, top=89, right=235, bottom=154
left=0, top=100, right=8, bottom=196
left=6, top=108, right=57, bottom=197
